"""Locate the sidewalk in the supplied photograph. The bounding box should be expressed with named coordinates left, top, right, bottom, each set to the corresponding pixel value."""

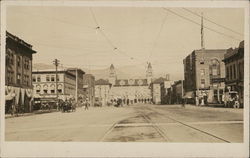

left=185, top=104, right=243, bottom=114
left=5, top=109, right=58, bottom=119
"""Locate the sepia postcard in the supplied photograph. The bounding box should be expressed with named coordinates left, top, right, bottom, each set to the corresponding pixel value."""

left=0, top=0, right=249, bottom=157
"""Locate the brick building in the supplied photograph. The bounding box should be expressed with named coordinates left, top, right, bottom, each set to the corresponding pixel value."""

left=83, top=74, right=95, bottom=106
left=67, top=68, right=85, bottom=101
left=170, top=80, right=184, bottom=104
left=5, top=31, right=36, bottom=113
left=183, top=49, right=227, bottom=104
left=151, top=75, right=173, bottom=104
left=223, top=41, right=244, bottom=106
left=32, top=69, right=82, bottom=102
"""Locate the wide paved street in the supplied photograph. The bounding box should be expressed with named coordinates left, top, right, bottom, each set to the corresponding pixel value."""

left=5, top=104, right=243, bottom=142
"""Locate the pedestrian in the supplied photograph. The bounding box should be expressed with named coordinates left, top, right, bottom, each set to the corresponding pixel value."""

left=85, top=99, right=89, bottom=110
left=182, top=98, right=186, bottom=108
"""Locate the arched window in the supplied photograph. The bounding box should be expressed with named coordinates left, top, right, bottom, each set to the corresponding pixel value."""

left=209, top=59, right=220, bottom=77
left=58, top=84, right=63, bottom=94
left=43, top=84, right=48, bottom=94
left=50, top=84, right=55, bottom=94
left=36, top=85, right=41, bottom=93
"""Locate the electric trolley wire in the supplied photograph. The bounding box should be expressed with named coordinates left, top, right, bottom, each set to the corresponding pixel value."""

left=182, top=8, right=243, bottom=36
left=148, top=13, right=168, bottom=60
left=89, top=7, right=140, bottom=61
left=162, top=8, right=242, bottom=41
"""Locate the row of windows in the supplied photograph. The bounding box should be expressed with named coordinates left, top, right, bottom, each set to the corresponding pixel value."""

left=23, top=75, right=30, bottom=86
left=226, top=62, right=243, bottom=81
left=36, top=89, right=63, bottom=94
left=33, top=75, right=60, bottom=82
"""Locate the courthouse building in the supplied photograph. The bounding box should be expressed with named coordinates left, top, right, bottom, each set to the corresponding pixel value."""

left=223, top=41, right=244, bottom=105
left=183, top=49, right=227, bottom=104
left=107, top=63, right=152, bottom=104
left=5, top=31, right=37, bottom=113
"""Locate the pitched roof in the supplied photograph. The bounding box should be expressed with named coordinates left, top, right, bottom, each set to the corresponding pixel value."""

left=95, top=79, right=111, bottom=85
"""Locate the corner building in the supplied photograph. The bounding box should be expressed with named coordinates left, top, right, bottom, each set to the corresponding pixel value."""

left=183, top=49, right=227, bottom=104
left=5, top=32, right=36, bottom=113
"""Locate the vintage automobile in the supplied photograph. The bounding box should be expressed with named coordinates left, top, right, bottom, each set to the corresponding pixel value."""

left=224, top=91, right=240, bottom=108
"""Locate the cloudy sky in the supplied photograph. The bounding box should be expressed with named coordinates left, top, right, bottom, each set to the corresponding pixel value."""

left=6, top=6, right=244, bottom=80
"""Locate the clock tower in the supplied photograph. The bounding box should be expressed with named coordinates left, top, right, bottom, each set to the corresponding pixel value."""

left=146, top=62, right=153, bottom=84
left=109, top=64, right=117, bottom=86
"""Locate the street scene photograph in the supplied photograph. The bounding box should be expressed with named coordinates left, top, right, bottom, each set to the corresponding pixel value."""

left=4, top=5, right=245, bottom=143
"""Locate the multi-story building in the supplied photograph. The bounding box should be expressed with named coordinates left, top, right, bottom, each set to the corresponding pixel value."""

left=183, top=49, right=227, bottom=104
left=83, top=74, right=95, bottom=106
left=67, top=68, right=85, bottom=101
left=108, top=63, right=152, bottom=105
left=32, top=69, right=78, bottom=101
left=149, top=74, right=173, bottom=104
left=223, top=41, right=244, bottom=105
left=170, top=80, right=184, bottom=104
left=5, top=31, right=37, bottom=113
left=95, top=79, right=112, bottom=106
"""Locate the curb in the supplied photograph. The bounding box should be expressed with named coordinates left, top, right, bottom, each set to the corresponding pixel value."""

left=5, top=109, right=58, bottom=119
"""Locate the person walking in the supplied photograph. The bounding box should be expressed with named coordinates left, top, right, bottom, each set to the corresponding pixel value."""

left=182, top=98, right=186, bottom=108
left=85, top=99, right=89, bottom=110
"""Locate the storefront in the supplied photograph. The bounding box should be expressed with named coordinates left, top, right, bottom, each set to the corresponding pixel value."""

left=5, top=86, right=33, bottom=114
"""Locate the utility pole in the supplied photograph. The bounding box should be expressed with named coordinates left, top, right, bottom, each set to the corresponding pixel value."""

left=200, top=13, right=205, bottom=106
left=53, top=59, right=60, bottom=101
left=75, top=68, right=78, bottom=103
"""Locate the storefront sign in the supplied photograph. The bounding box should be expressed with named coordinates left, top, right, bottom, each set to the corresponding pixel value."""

left=212, top=78, right=225, bottom=83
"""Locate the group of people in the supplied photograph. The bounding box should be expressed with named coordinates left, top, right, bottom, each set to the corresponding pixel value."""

left=58, top=98, right=77, bottom=112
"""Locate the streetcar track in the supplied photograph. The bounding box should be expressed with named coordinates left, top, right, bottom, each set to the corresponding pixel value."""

left=99, top=122, right=117, bottom=142
left=143, top=106, right=231, bottom=143
left=100, top=105, right=233, bottom=142
left=139, top=111, right=171, bottom=142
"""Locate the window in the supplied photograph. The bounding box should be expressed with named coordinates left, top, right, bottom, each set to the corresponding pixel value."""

left=46, top=75, right=50, bottom=82
left=33, top=76, right=36, bottom=82
left=51, top=75, right=55, bottom=82
left=43, top=85, right=48, bottom=94
left=201, top=79, right=205, bottom=88
left=17, top=56, right=21, bottom=67
left=226, top=67, right=229, bottom=79
left=233, top=64, right=236, bottom=79
left=209, top=59, right=220, bottom=78
left=36, top=85, right=41, bottom=93
left=230, top=65, right=233, bottom=80
left=58, top=84, right=63, bottom=94
left=27, top=76, right=29, bottom=86
left=200, top=69, right=205, bottom=76
left=26, top=59, right=29, bottom=70
left=37, top=75, right=41, bottom=82
left=50, top=84, right=55, bottom=94
left=17, top=73, right=21, bottom=84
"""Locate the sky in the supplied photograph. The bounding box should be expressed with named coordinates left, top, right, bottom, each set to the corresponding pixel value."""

left=6, top=6, right=244, bottom=80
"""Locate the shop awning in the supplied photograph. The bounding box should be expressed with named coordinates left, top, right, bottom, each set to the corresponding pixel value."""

left=183, top=91, right=194, bottom=99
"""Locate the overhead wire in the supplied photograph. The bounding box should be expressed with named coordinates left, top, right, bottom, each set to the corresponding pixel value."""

left=89, top=7, right=140, bottom=62
left=182, top=8, right=244, bottom=36
left=148, top=13, right=168, bottom=60
left=162, top=8, right=242, bottom=41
